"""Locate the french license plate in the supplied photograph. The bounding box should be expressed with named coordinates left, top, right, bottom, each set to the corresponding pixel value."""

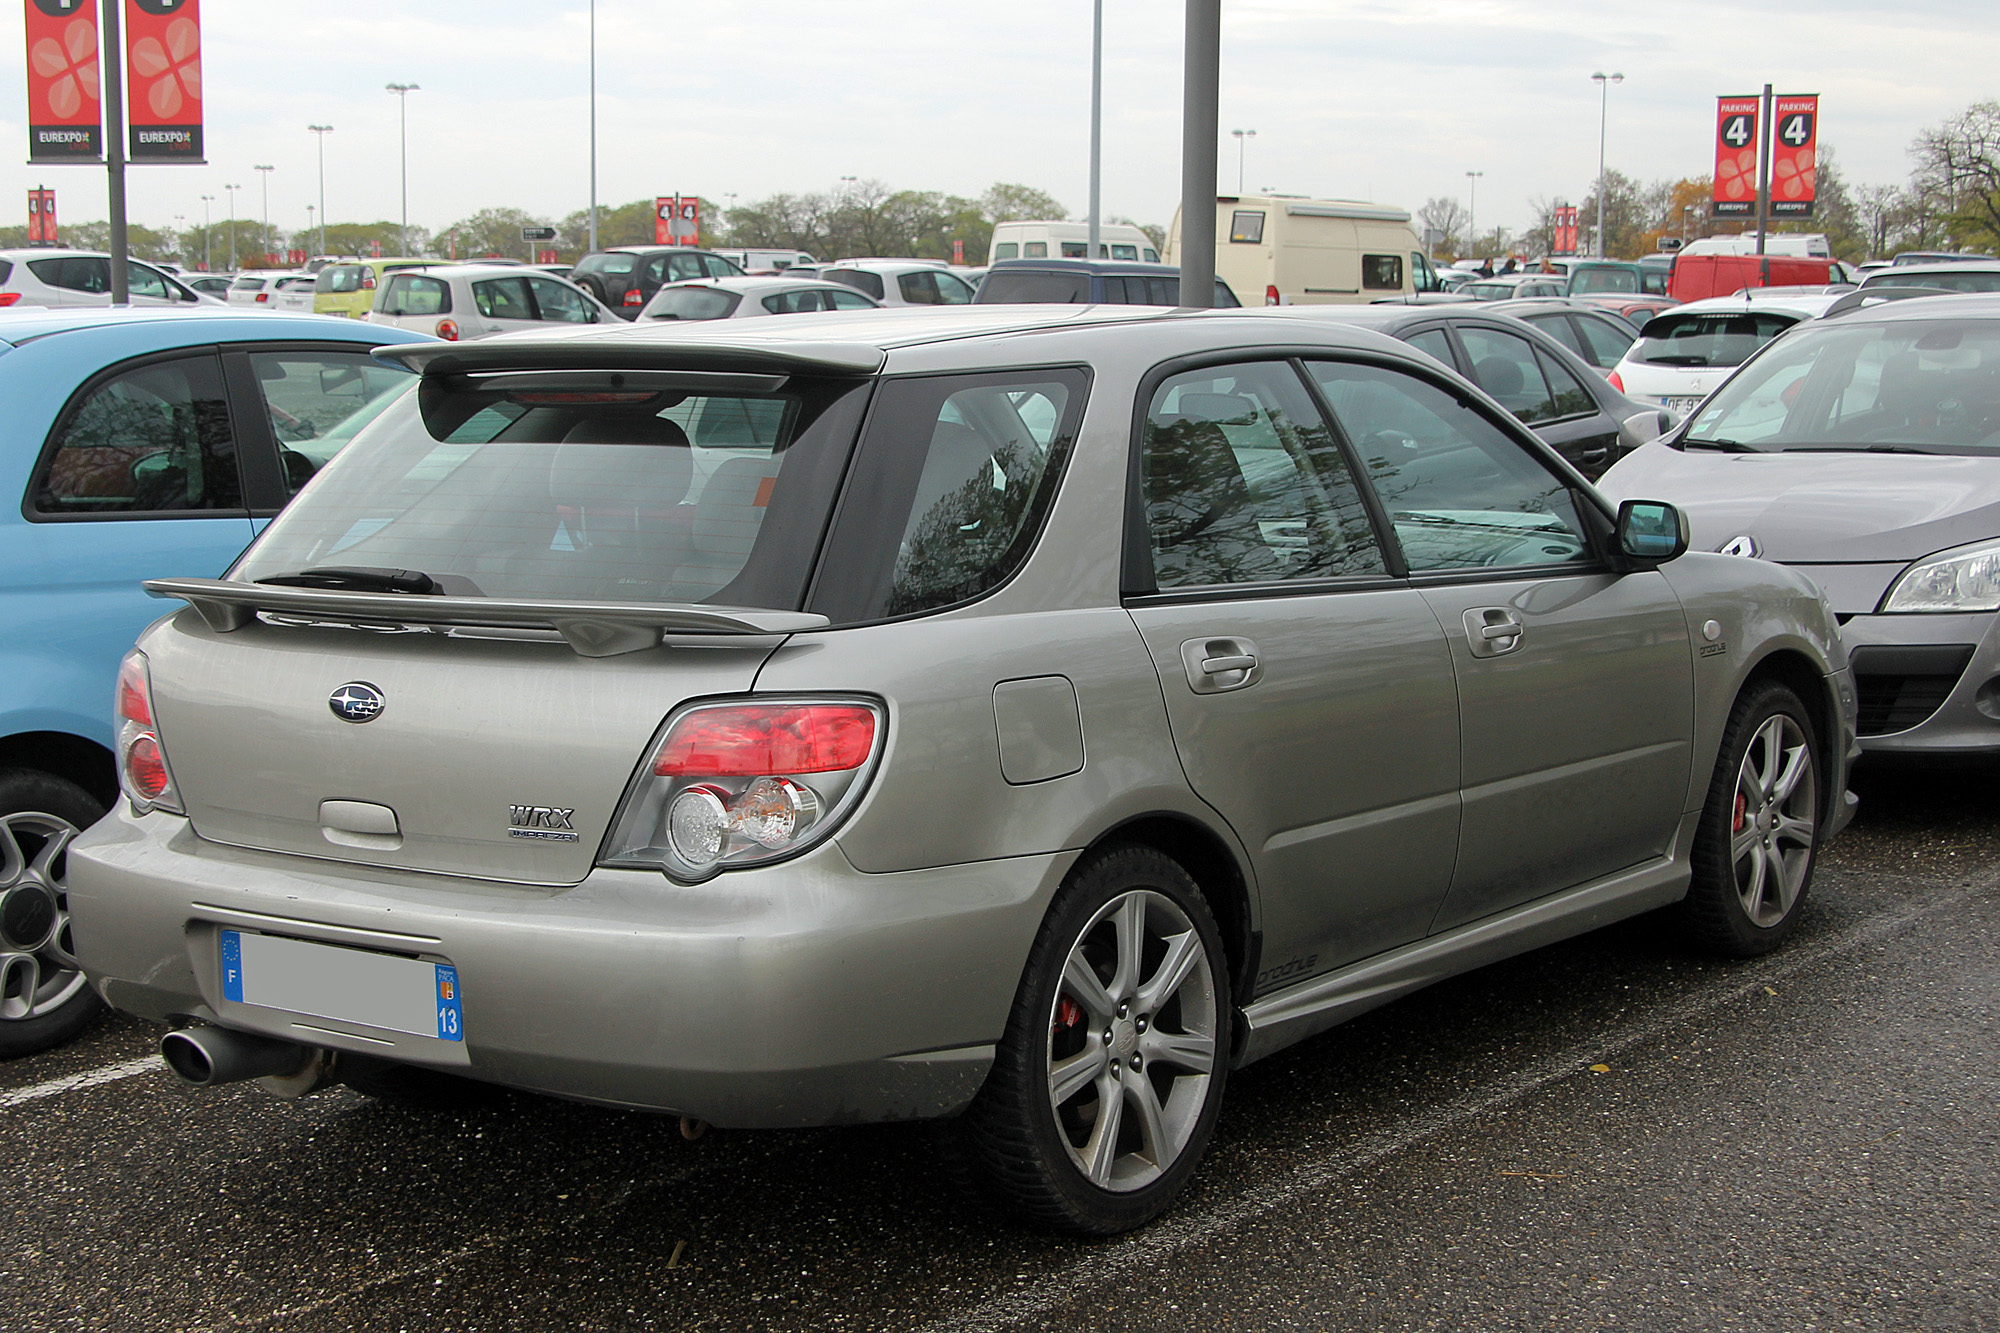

left=220, top=930, right=462, bottom=1041
left=1662, top=395, right=1705, bottom=414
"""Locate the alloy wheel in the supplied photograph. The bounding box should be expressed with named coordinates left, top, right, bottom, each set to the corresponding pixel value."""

left=1730, top=714, right=1818, bottom=929
left=0, top=811, right=90, bottom=1022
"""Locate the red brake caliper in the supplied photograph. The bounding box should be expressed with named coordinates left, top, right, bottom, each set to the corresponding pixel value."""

left=1733, top=792, right=1748, bottom=833
left=1053, top=996, right=1083, bottom=1035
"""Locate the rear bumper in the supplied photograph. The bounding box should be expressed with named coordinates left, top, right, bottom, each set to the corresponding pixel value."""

left=68, top=805, right=1069, bottom=1127
left=1840, top=609, right=2000, bottom=754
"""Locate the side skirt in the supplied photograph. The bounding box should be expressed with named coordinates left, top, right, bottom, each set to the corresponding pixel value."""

left=1235, top=853, right=1691, bottom=1067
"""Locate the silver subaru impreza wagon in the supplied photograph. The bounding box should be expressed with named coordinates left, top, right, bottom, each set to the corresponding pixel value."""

left=68, top=305, right=1857, bottom=1233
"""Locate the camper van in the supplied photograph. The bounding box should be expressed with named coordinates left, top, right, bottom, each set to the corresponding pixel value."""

left=1678, top=233, right=1832, bottom=259
left=1165, top=194, right=1441, bottom=304
left=987, top=221, right=1160, bottom=264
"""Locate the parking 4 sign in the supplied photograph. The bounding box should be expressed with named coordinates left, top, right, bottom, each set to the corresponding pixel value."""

left=1713, top=95, right=1760, bottom=217
left=1770, top=94, right=1818, bottom=217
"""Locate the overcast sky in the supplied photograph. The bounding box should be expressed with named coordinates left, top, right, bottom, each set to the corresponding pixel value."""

left=3, top=0, right=1992, bottom=240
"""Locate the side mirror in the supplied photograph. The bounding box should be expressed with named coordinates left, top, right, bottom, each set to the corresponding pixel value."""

left=1617, top=499, right=1690, bottom=564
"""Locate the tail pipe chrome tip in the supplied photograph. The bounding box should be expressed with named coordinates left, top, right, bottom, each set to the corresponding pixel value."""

left=160, top=1026, right=324, bottom=1095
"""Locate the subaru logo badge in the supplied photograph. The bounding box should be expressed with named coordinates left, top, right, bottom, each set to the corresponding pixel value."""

left=328, top=682, right=385, bottom=724
left=1717, top=534, right=1760, bottom=559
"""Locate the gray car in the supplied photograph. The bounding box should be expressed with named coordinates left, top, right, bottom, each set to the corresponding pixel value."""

left=1601, top=292, right=2000, bottom=755
left=69, top=305, right=1856, bottom=1234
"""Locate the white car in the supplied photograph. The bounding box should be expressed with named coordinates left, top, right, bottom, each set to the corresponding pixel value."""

left=0, top=248, right=219, bottom=309
left=364, top=263, right=614, bottom=341
left=820, top=259, right=978, bottom=307
left=1609, top=290, right=1846, bottom=419
left=225, top=271, right=316, bottom=308
left=640, top=275, right=883, bottom=321
left=268, top=273, right=320, bottom=313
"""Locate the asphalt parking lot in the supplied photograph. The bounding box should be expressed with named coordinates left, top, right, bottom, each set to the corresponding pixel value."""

left=4, top=762, right=1995, bottom=1333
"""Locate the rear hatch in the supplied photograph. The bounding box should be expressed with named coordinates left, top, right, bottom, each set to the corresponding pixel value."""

left=140, top=341, right=878, bottom=884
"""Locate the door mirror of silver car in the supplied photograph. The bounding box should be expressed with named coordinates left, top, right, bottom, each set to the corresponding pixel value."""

left=1617, top=499, right=1690, bottom=564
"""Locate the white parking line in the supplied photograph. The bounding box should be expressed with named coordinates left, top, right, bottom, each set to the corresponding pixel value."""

left=0, top=1054, right=163, bottom=1110
left=916, top=878, right=1986, bottom=1333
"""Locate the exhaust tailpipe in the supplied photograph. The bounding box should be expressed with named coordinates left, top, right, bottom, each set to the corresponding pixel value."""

left=161, top=1027, right=313, bottom=1088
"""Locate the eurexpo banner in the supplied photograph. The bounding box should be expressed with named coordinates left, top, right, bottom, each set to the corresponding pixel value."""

left=1770, top=94, right=1819, bottom=218
left=125, top=0, right=203, bottom=163
left=25, top=0, right=104, bottom=162
left=1713, top=95, right=1760, bottom=218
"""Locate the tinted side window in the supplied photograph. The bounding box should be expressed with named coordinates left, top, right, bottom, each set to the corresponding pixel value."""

left=1306, top=361, right=1588, bottom=572
left=128, top=264, right=171, bottom=300
left=1404, top=328, right=1456, bottom=366
left=26, top=257, right=67, bottom=289
left=762, top=289, right=825, bottom=314
left=825, top=288, right=877, bottom=310
left=1459, top=325, right=1559, bottom=424
left=1023, top=242, right=1049, bottom=258
left=473, top=277, right=534, bottom=320
left=701, top=254, right=741, bottom=278
left=528, top=276, right=594, bottom=322
left=897, top=271, right=946, bottom=305
left=1060, top=241, right=1088, bottom=258
left=975, top=271, right=1090, bottom=303
left=1537, top=349, right=1597, bottom=419
left=1362, top=254, right=1404, bottom=290
left=1573, top=314, right=1636, bottom=368
left=813, top=370, right=1088, bottom=622
left=248, top=351, right=415, bottom=492
left=994, top=243, right=1019, bottom=259
left=1141, top=361, right=1385, bottom=589
left=34, top=354, right=242, bottom=515
left=933, top=271, right=976, bottom=304
left=1526, top=313, right=1586, bottom=357
left=382, top=274, right=450, bottom=316
left=827, top=269, right=886, bottom=300
left=667, top=253, right=705, bottom=282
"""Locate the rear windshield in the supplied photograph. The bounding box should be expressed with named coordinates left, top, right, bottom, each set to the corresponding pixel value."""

left=1632, top=312, right=1798, bottom=368
left=232, top=377, right=871, bottom=610
left=316, top=265, right=365, bottom=294
left=648, top=287, right=740, bottom=320
left=574, top=253, right=637, bottom=276
left=977, top=270, right=1091, bottom=303
left=1571, top=267, right=1640, bottom=294
left=230, top=276, right=265, bottom=290
left=1860, top=270, right=2000, bottom=293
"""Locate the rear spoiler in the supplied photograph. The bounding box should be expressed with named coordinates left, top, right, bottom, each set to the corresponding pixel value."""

left=1821, top=286, right=1957, bottom=319
left=143, top=578, right=826, bottom=658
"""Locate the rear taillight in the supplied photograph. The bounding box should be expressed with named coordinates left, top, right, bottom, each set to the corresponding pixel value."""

left=115, top=652, right=183, bottom=814
left=1608, top=370, right=1625, bottom=393
left=255, top=291, right=269, bottom=302
left=622, top=288, right=643, bottom=306
left=1265, top=284, right=1281, bottom=306
left=361, top=275, right=376, bottom=290
left=436, top=318, right=460, bottom=340
left=0, top=292, right=20, bottom=307
left=601, top=698, right=885, bottom=881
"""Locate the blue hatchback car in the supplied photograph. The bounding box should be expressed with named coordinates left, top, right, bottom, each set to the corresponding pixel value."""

left=0, top=307, right=430, bottom=1055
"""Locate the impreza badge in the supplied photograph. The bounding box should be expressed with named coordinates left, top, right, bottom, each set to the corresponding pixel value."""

left=508, top=805, right=579, bottom=842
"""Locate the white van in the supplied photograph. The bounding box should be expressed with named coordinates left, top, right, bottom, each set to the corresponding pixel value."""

left=712, top=248, right=818, bottom=273
left=1678, top=233, right=1831, bottom=259
left=1165, top=194, right=1441, bottom=305
left=988, top=221, right=1160, bottom=264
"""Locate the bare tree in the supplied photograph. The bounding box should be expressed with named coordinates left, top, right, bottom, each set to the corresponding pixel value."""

left=1416, top=196, right=1469, bottom=256
left=1910, top=101, right=2000, bottom=252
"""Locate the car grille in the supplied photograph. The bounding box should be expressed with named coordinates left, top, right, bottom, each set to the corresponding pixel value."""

left=1849, top=644, right=1977, bottom=736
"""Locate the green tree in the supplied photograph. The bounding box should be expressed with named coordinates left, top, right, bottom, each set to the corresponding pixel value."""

left=434, top=208, right=548, bottom=261
left=980, top=182, right=1065, bottom=222
left=1575, top=169, right=1648, bottom=259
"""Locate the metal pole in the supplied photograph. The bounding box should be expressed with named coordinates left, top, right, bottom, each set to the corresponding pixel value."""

left=1592, top=72, right=1623, bottom=259
left=255, top=166, right=273, bottom=262
left=1466, top=170, right=1482, bottom=255
left=1179, top=0, right=1219, bottom=308
left=200, top=195, right=213, bottom=271
left=588, top=0, right=599, bottom=253
left=225, top=183, right=239, bottom=270
left=102, top=0, right=129, bottom=303
left=386, top=85, right=419, bottom=255
left=1755, top=83, right=1773, bottom=260
left=1232, top=129, right=1256, bottom=195
left=309, top=125, right=333, bottom=256
left=1087, top=0, right=1101, bottom=261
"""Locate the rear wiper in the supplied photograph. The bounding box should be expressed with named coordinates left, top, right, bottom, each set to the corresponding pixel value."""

left=1643, top=354, right=1711, bottom=366
left=256, top=566, right=440, bottom=594
left=1678, top=437, right=1762, bottom=452
left=1779, top=444, right=1940, bottom=455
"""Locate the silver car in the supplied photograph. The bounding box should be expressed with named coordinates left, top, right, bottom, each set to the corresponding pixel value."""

left=1601, top=292, right=2000, bottom=755
left=69, top=305, right=1856, bottom=1233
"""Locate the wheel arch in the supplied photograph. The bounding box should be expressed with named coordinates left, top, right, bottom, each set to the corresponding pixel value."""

left=1737, top=647, right=1842, bottom=824
left=1083, top=811, right=1258, bottom=1005
left=0, top=731, right=117, bottom=810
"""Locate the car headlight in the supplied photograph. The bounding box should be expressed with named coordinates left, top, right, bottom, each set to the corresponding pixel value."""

left=1880, top=538, right=2000, bottom=613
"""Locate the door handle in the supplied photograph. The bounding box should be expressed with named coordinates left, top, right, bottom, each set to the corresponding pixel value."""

left=1179, top=637, right=1263, bottom=694
left=1463, top=608, right=1524, bottom=658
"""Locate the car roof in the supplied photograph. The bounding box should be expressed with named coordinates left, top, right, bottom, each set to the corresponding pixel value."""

left=658, top=276, right=870, bottom=294
left=395, top=264, right=575, bottom=281
left=986, top=258, right=1185, bottom=275
left=1861, top=262, right=2000, bottom=282
left=0, top=305, right=438, bottom=349
left=1652, top=292, right=1846, bottom=319
left=1483, top=298, right=1622, bottom=318
left=1819, top=291, right=2000, bottom=325
left=376, top=303, right=1428, bottom=379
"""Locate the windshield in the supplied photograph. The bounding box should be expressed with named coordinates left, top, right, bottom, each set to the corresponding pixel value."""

left=233, top=376, right=872, bottom=609
left=1570, top=267, right=1639, bottom=294
left=1683, top=317, right=2000, bottom=454
left=648, top=287, right=739, bottom=319
left=1631, top=311, right=1798, bottom=368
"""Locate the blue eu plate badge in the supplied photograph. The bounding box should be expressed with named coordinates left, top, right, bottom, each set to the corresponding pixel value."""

left=219, top=929, right=464, bottom=1042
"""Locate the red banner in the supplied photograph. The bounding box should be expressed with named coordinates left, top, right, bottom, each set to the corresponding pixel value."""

left=27, top=187, right=57, bottom=244
left=1770, top=94, right=1818, bottom=217
left=1713, top=95, right=1760, bottom=218
left=126, top=0, right=203, bottom=163
left=656, top=195, right=700, bottom=245
left=25, top=0, right=103, bottom=162
left=1552, top=204, right=1579, bottom=256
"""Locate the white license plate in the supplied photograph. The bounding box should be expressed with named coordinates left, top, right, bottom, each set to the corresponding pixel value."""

left=1662, top=395, right=1705, bottom=414
left=220, top=930, right=462, bottom=1041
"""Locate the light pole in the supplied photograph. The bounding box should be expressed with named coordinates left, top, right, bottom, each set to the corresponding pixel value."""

left=200, top=194, right=214, bottom=271
left=1465, top=170, right=1483, bottom=257
left=386, top=83, right=419, bottom=255
left=1592, top=72, right=1624, bottom=259
left=308, top=124, right=334, bottom=256
left=254, top=165, right=274, bottom=263
left=305, top=203, right=316, bottom=254
left=1232, top=129, right=1256, bottom=195
left=1087, top=0, right=1102, bottom=260
left=224, top=183, right=240, bottom=270
left=587, top=0, right=598, bottom=253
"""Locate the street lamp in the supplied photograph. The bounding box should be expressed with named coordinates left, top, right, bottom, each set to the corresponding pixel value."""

left=1465, top=170, right=1483, bottom=257
left=254, top=165, right=274, bottom=263
left=308, top=124, right=334, bottom=257
left=1592, top=72, right=1624, bottom=259
left=386, top=83, right=419, bottom=255
left=1232, top=129, right=1256, bottom=195
left=224, top=183, right=240, bottom=270
left=587, top=0, right=597, bottom=252
left=1087, top=0, right=1102, bottom=260
left=199, top=194, right=214, bottom=271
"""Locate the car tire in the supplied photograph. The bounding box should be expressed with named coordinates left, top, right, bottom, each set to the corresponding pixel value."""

left=947, top=844, right=1231, bottom=1234
left=0, top=769, right=107, bottom=1058
left=1680, top=681, right=1823, bottom=957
